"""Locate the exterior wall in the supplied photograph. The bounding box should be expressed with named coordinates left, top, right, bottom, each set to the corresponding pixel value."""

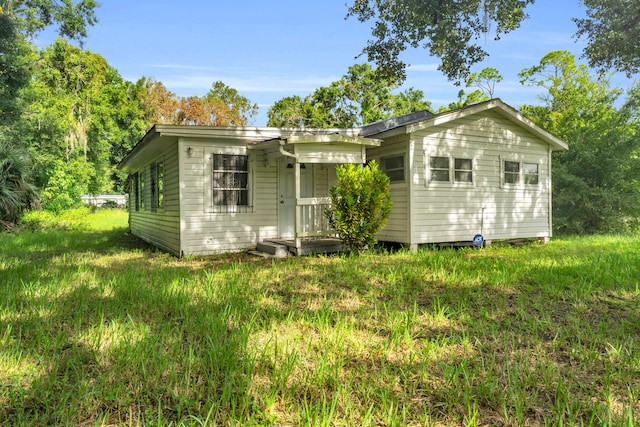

left=409, top=110, right=553, bottom=244
left=366, top=134, right=411, bottom=243
left=313, top=164, right=330, bottom=197
left=129, top=142, right=181, bottom=255
left=178, top=138, right=279, bottom=255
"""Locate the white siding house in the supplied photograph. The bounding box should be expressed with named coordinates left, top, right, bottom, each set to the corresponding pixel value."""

left=362, top=99, right=568, bottom=249
left=118, top=126, right=380, bottom=256
left=118, top=99, right=568, bottom=256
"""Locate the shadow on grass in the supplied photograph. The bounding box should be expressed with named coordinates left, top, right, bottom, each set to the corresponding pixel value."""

left=0, top=232, right=638, bottom=425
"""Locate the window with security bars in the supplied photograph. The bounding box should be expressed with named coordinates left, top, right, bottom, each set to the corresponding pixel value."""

left=212, top=154, right=249, bottom=206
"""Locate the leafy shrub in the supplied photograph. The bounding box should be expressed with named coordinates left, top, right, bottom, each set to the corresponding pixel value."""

left=19, top=207, right=91, bottom=232
left=325, top=161, right=393, bottom=253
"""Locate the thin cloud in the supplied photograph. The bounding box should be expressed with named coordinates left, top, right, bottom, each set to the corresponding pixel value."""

left=157, top=71, right=340, bottom=97
left=408, top=63, right=440, bottom=72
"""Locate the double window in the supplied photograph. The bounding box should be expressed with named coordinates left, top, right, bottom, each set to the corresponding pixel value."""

left=503, top=160, right=539, bottom=186
left=429, top=156, right=474, bottom=184
left=212, top=154, right=249, bottom=207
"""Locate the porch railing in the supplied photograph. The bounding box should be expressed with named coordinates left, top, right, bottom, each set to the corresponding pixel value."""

left=296, top=197, right=336, bottom=238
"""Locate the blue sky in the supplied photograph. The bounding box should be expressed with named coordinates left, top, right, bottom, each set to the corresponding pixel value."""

left=44, top=0, right=634, bottom=126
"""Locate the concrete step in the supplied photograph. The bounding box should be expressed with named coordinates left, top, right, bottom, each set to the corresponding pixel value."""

left=255, top=241, right=289, bottom=258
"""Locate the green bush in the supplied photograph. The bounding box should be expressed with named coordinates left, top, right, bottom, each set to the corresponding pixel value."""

left=19, top=207, right=91, bottom=232
left=325, top=161, right=393, bottom=253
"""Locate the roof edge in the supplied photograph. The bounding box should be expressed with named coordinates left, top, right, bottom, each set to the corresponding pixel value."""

left=405, top=99, right=569, bottom=151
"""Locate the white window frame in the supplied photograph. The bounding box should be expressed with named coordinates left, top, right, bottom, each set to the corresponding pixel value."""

left=501, top=157, right=541, bottom=188
left=138, top=166, right=145, bottom=211
left=204, top=148, right=253, bottom=213
left=150, top=159, right=164, bottom=212
left=426, top=152, right=475, bottom=187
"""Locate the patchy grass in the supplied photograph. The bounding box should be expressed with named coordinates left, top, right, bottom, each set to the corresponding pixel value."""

left=0, top=210, right=638, bottom=426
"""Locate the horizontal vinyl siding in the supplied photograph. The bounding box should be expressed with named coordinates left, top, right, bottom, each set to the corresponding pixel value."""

left=410, top=110, right=552, bottom=244
left=295, top=144, right=365, bottom=164
left=314, top=166, right=329, bottom=197
left=179, top=140, right=278, bottom=255
left=129, top=143, right=181, bottom=255
left=367, top=135, right=410, bottom=243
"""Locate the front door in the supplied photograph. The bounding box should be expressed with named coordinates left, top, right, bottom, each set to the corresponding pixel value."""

left=278, top=158, right=313, bottom=238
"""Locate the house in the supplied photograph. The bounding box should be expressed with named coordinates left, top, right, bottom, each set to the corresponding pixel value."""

left=117, top=99, right=568, bottom=256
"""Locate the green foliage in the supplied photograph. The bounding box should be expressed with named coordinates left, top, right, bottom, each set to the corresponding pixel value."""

left=16, top=38, right=150, bottom=195
left=18, top=207, right=91, bottom=232
left=202, top=81, right=259, bottom=126
left=0, top=0, right=98, bottom=41
left=519, top=51, right=640, bottom=234
left=466, top=67, right=503, bottom=98
left=574, top=0, right=640, bottom=77
left=0, top=14, right=33, bottom=126
left=347, top=0, right=534, bottom=82
left=267, top=64, right=431, bottom=128
left=0, top=141, right=37, bottom=226
left=438, top=67, right=503, bottom=112
left=40, top=159, right=91, bottom=212
left=325, top=160, right=392, bottom=252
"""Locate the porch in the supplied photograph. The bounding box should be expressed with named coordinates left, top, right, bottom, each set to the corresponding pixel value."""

left=249, top=132, right=381, bottom=256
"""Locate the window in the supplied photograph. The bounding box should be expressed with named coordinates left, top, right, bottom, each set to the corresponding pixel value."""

left=454, top=158, right=473, bottom=183
left=524, top=162, right=539, bottom=185
left=138, top=169, right=145, bottom=210
left=430, top=156, right=449, bottom=182
left=380, top=155, right=405, bottom=182
left=504, top=161, right=520, bottom=185
left=132, top=173, right=139, bottom=211
left=213, top=154, right=249, bottom=206
left=503, top=160, right=540, bottom=186
left=150, top=161, right=164, bottom=210
left=429, top=156, right=473, bottom=184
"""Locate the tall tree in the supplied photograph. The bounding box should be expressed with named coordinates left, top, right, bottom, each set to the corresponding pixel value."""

left=574, top=0, right=640, bottom=77
left=202, top=81, right=258, bottom=126
left=139, top=78, right=180, bottom=125
left=466, top=67, right=503, bottom=98
left=0, top=0, right=99, bottom=127
left=22, top=38, right=148, bottom=205
left=0, top=0, right=98, bottom=41
left=0, top=0, right=99, bottom=218
left=0, top=13, right=33, bottom=126
left=267, top=63, right=432, bottom=128
left=347, top=0, right=534, bottom=82
left=519, top=50, right=640, bottom=234
left=139, top=79, right=257, bottom=127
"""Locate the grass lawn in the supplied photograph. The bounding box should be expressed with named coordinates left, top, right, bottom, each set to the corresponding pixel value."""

left=0, top=209, right=638, bottom=426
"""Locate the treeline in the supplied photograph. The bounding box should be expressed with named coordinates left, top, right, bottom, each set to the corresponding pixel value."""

left=1, top=2, right=639, bottom=235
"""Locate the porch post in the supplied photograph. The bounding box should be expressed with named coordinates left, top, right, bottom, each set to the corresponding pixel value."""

left=294, top=161, right=301, bottom=250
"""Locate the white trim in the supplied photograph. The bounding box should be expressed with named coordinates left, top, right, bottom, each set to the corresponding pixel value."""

left=425, top=150, right=476, bottom=188
left=203, top=146, right=252, bottom=213
left=500, top=157, right=542, bottom=190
